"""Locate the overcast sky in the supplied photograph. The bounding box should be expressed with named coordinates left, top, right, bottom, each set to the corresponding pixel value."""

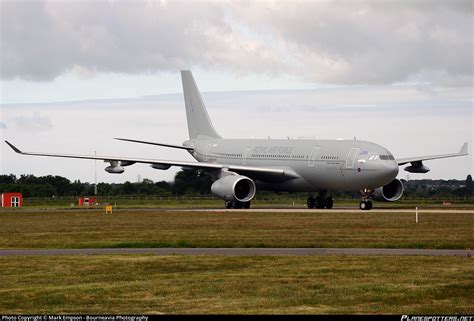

left=1, top=0, right=472, bottom=183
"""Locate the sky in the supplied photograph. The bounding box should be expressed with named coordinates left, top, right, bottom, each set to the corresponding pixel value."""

left=0, top=0, right=473, bottom=184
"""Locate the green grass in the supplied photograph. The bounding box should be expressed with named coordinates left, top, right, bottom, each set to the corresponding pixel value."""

left=0, top=210, right=472, bottom=249
left=0, top=255, right=472, bottom=314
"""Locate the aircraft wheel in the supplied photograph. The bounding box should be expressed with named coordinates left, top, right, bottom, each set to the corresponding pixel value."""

left=315, top=195, right=326, bottom=209
left=325, top=197, right=333, bottom=209
left=243, top=201, right=251, bottom=209
left=359, top=201, right=372, bottom=210
left=307, top=197, right=315, bottom=209
left=230, top=201, right=245, bottom=209
left=366, top=201, right=373, bottom=210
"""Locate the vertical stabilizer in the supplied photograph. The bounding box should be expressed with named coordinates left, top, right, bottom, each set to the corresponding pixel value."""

left=181, top=70, right=221, bottom=139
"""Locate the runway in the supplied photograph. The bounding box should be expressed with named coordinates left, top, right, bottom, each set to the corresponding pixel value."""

left=0, top=248, right=470, bottom=257
left=182, top=208, right=474, bottom=214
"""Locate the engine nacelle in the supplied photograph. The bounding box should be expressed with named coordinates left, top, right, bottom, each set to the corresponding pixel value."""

left=105, top=165, right=125, bottom=174
left=211, top=175, right=256, bottom=202
left=372, top=178, right=404, bottom=202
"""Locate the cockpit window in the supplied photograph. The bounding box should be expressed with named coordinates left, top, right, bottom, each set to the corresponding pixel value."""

left=369, top=154, right=394, bottom=161
left=380, top=155, right=395, bottom=160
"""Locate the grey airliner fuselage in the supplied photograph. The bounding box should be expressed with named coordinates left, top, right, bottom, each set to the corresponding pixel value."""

left=187, top=138, right=398, bottom=192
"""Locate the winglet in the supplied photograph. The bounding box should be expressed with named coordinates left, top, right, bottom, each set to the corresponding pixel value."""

left=5, top=141, right=23, bottom=154
left=460, top=142, right=468, bottom=155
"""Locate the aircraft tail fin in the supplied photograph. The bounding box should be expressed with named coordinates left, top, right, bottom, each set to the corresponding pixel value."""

left=181, top=70, right=221, bottom=139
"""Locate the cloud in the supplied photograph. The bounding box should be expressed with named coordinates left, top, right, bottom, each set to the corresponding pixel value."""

left=0, top=1, right=281, bottom=81
left=13, top=112, right=53, bottom=132
left=1, top=1, right=472, bottom=86
left=230, top=1, right=473, bottom=86
left=0, top=122, right=6, bottom=129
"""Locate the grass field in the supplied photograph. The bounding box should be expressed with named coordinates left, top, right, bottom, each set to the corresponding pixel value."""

left=0, top=210, right=472, bottom=249
left=0, top=209, right=472, bottom=314
left=0, top=255, right=472, bottom=314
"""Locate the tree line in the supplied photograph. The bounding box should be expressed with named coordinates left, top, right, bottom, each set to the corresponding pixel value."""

left=0, top=172, right=472, bottom=199
left=0, top=170, right=211, bottom=197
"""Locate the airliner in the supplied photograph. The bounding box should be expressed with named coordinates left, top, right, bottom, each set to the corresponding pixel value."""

left=5, top=71, right=468, bottom=210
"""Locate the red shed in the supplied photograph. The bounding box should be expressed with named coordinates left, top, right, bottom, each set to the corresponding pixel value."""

left=78, top=196, right=97, bottom=207
left=1, top=193, right=23, bottom=208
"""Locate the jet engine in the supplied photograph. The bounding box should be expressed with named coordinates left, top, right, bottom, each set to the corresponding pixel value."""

left=211, top=175, right=256, bottom=202
left=372, top=178, right=404, bottom=202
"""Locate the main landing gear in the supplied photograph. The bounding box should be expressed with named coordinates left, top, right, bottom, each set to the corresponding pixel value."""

left=225, top=200, right=251, bottom=209
left=307, top=192, right=333, bottom=209
left=359, top=188, right=373, bottom=210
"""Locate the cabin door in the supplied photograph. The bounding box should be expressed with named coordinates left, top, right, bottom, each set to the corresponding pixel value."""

left=345, top=148, right=360, bottom=169
left=308, top=147, right=320, bottom=166
left=242, top=147, right=251, bottom=165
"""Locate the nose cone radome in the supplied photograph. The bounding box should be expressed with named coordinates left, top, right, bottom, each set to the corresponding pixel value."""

left=383, top=161, right=399, bottom=182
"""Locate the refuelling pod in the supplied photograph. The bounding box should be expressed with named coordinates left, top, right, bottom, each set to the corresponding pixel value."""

left=211, top=175, right=256, bottom=202
left=404, top=161, right=430, bottom=173
left=372, top=178, right=404, bottom=202
left=104, top=160, right=130, bottom=174
left=105, top=165, right=124, bottom=174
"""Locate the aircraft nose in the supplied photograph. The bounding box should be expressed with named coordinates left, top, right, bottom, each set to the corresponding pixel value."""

left=383, top=161, right=399, bottom=180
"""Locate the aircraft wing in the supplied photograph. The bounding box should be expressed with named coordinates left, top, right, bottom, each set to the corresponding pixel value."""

left=5, top=141, right=299, bottom=180
left=396, top=142, right=468, bottom=166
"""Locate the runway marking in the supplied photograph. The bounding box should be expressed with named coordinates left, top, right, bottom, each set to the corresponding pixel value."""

left=0, top=248, right=470, bottom=257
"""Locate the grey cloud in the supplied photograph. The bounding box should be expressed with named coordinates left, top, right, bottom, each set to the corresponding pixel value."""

left=14, top=113, right=53, bottom=131
left=0, top=1, right=281, bottom=81
left=231, top=1, right=473, bottom=86
left=1, top=1, right=472, bottom=86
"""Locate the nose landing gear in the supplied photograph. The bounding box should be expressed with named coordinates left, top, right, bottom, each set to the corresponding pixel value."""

left=359, top=188, right=373, bottom=210
left=359, top=200, right=373, bottom=210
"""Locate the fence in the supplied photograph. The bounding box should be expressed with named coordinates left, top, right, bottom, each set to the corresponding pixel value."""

left=22, top=195, right=474, bottom=202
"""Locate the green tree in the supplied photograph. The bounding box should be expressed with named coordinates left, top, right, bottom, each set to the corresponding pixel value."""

left=466, top=175, right=473, bottom=194
left=173, top=170, right=212, bottom=195
left=122, top=181, right=136, bottom=194
left=0, top=174, right=16, bottom=184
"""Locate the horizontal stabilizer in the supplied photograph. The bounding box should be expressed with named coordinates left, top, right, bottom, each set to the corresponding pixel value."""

left=114, top=138, right=194, bottom=151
